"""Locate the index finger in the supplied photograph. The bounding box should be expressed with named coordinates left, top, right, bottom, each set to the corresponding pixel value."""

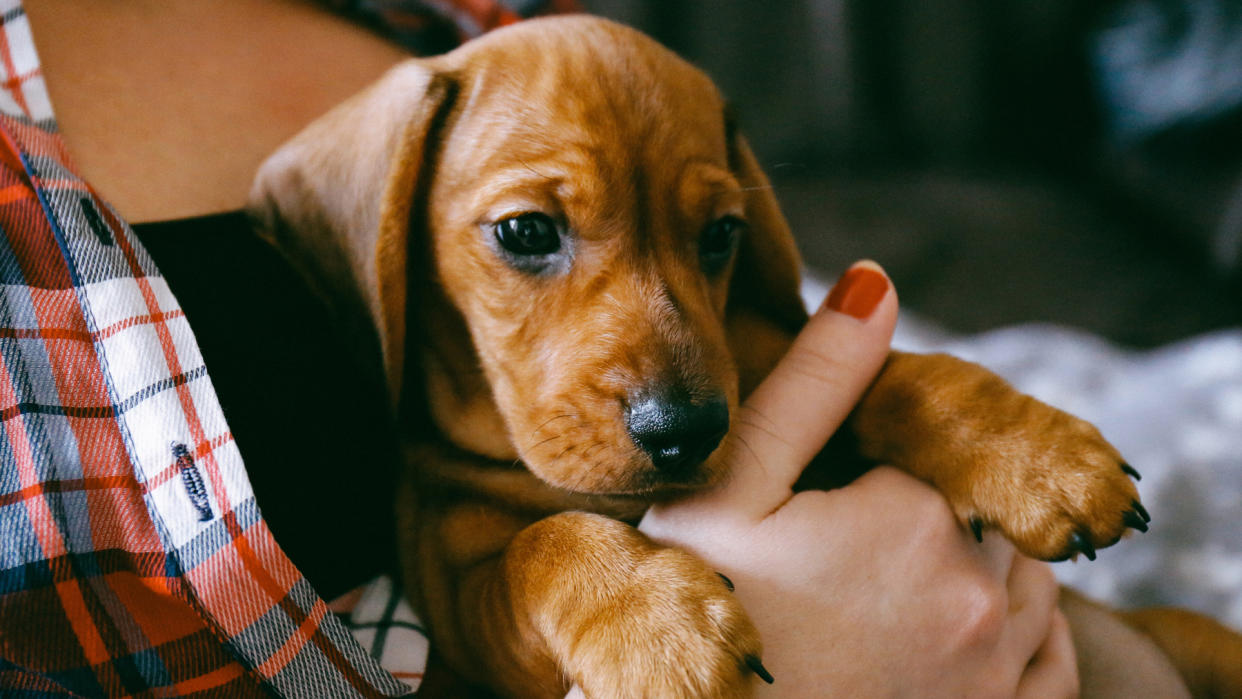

left=706, top=261, right=898, bottom=517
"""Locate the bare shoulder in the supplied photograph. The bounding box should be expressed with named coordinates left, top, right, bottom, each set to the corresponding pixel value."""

left=24, top=0, right=410, bottom=223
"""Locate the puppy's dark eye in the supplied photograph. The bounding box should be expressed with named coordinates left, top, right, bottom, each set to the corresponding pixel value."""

left=699, top=216, right=744, bottom=273
left=495, top=213, right=560, bottom=256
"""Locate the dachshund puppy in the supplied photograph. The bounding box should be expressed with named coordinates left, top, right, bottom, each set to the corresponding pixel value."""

left=250, top=16, right=1242, bottom=697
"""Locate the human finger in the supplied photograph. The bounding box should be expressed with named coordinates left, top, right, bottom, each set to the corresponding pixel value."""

left=1015, top=609, right=1080, bottom=699
left=1002, top=556, right=1062, bottom=687
left=974, top=530, right=1018, bottom=583
left=707, top=260, right=898, bottom=517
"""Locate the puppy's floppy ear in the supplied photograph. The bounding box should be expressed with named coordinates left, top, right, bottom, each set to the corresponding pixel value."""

left=249, top=60, right=457, bottom=406
left=726, top=130, right=809, bottom=397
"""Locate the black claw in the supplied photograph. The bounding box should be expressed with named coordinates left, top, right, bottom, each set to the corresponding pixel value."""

left=745, top=655, right=774, bottom=684
left=1121, top=462, right=1142, bottom=481
left=1070, top=531, right=1097, bottom=561
left=1132, top=500, right=1150, bottom=524
left=969, top=517, right=984, bottom=543
left=1124, top=509, right=1149, bottom=533
left=717, top=572, right=735, bottom=592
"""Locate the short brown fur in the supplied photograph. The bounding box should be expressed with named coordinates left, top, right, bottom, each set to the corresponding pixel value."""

left=250, top=16, right=1242, bottom=697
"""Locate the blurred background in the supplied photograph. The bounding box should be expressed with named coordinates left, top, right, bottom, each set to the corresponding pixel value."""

left=586, top=0, right=1242, bottom=347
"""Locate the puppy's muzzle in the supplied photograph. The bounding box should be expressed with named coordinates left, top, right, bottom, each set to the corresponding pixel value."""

left=625, top=390, right=729, bottom=478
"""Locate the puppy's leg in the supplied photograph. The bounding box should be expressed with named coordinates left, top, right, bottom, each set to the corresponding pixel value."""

left=442, top=511, right=761, bottom=698
left=848, top=351, right=1144, bottom=561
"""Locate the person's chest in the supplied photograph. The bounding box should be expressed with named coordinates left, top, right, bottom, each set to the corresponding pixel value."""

left=24, top=0, right=410, bottom=223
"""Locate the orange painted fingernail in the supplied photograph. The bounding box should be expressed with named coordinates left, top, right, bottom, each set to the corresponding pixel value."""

left=823, top=263, right=888, bottom=320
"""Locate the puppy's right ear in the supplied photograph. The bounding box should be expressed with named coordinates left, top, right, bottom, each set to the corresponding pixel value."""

left=249, top=60, right=457, bottom=407
left=725, top=131, right=808, bottom=398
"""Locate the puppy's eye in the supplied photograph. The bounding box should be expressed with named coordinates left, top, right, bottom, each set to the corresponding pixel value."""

left=495, top=213, right=561, bottom=256
left=699, top=216, right=744, bottom=273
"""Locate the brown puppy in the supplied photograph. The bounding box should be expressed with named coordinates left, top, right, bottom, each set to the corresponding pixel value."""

left=250, top=16, right=1242, bottom=697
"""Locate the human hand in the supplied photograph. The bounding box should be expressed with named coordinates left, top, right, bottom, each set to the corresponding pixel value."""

left=638, top=260, right=1078, bottom=698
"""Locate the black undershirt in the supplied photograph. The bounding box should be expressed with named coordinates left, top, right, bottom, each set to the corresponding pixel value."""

left=132, top=212, right=399, bottom=600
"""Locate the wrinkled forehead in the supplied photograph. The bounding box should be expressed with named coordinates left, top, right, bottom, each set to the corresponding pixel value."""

left=440, top=18, right=730, bottom=173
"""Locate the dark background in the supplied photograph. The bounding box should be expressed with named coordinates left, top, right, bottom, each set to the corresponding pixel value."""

left=587, top=0, right=1242, bottom=347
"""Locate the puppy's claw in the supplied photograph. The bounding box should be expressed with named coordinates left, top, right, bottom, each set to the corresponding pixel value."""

left=717, top=572, right=735, bottom=592
left=745, top=655, right=774, bottom=684
left=1123, top=508, right=1149, bottom=533
left=1132, top=500, right=1151, bottom=523
left=1121, top=462, right=1142, bottom=481
left=1070, top=530, right=1097, bottom=561
left=968, top=516, right=984, bottom=543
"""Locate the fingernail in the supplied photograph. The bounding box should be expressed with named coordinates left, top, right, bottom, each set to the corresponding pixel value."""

left=822, top=261, right=888, bottom=320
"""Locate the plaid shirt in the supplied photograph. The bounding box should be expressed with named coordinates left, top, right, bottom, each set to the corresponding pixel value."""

left=0, top=0, right=573, bottom=695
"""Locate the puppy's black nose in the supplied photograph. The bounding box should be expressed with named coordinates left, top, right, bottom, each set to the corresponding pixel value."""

left=626, top=392, right=729, bottom=475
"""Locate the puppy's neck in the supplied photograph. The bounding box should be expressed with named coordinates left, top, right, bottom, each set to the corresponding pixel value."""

left=422, top=346, right=517, bottom=460
left=416, top=290, right=519, bottom=461
left=410, top=443, right=649, bottom=523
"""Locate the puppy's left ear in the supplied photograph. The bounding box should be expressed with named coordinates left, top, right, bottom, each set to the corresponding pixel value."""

left=249, top=60, right=457, bottom=406
left=726, top=132, right=809, bottom=396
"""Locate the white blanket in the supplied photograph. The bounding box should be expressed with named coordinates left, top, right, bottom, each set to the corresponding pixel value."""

left=803, top=277, right=1242, bottom=630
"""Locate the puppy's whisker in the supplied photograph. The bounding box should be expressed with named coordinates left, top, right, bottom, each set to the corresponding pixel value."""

left=567, top=443, right=615, bottom=491
left=734, top=409, right=781, bottom=443
left=580, top=441, right=607, bottom=461
left=528, top=433, right=562, bottom=452
left=586, top=460, right=607, bottom=489
left=518, top=157, right=557, bottom=181
left=525, top=414, right=581, bottom=453
left=708, top=183, right=775, bottom=197
left=572, top=459, right=607, bottom=491
left=730, top=434, right=765, bottom=475
left=532, top=413, right=576, bottom=436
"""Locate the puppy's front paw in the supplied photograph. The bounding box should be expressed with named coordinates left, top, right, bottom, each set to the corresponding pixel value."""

left=535, top=517, right=763, bottom=698
left=857, top=353, right=1147, bottom=563
left=944, top=397, right=1147, bottom=561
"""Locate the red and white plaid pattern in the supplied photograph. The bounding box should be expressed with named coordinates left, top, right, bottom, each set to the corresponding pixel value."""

left=0, top=0, right=574, bottom=695
left=339, top=0, right=579, bottom=52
